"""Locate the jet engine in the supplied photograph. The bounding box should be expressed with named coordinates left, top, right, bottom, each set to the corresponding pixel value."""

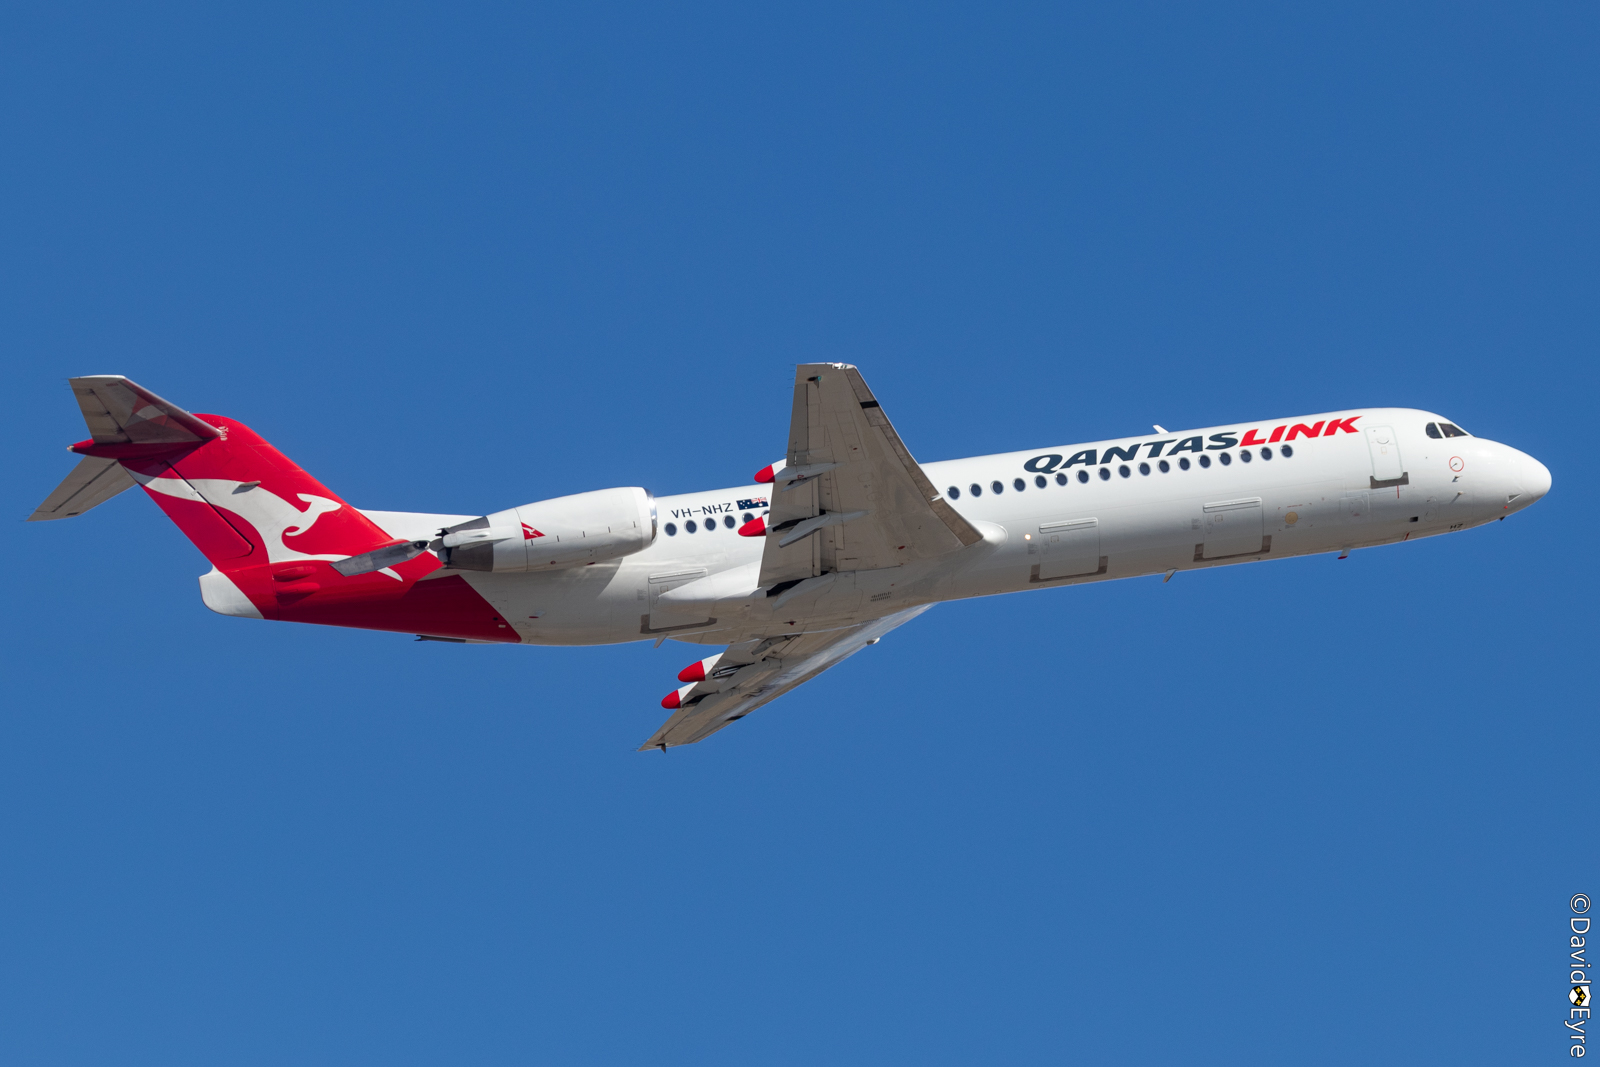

left=439, top=487, right=656, bottom=572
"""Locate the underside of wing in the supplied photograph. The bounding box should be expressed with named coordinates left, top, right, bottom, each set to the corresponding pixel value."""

left=640, top=604, right=934, bottom=749
left=759, top=364, right=980, bottom=587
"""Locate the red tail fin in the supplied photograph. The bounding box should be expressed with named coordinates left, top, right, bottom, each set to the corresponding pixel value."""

left=50, top=376, right=518, bottom=642
left=110, top=417, right=401, bottom=571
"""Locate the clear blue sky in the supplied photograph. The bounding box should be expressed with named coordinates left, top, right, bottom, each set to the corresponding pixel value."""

left=4, top=4, right=1594, bottom=1064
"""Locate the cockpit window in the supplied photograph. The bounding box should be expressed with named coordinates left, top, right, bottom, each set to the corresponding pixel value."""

left=1425, top=422, right=1442, bottom=439
left=1426, top=421, right=1471, bottom=439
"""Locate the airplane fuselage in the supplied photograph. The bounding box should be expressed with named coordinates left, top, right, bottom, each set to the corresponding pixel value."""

left=354, top=406, right=1549, bottom=648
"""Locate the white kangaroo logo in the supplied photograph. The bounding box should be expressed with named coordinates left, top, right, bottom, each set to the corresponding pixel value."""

left=136, top=476, right=404, bottom=579
left=138, top=476, right=355, bottom=564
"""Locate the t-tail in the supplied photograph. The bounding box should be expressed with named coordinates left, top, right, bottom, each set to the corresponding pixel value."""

left=30, top=376, right=519, bottom=642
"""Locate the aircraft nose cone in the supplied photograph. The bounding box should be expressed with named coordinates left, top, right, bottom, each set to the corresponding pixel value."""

left=1517, top=452, right=1552, bottom=503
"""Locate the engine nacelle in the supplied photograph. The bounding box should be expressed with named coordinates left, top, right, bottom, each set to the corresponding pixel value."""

left=440, top=487, right=656, bottom=572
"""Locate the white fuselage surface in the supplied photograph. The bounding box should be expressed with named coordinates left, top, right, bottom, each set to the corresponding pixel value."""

left=363, top=406, right=1549, bottom=649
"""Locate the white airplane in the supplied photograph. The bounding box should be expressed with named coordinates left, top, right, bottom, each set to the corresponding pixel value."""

left=33, top=366, right=1550, bottom=749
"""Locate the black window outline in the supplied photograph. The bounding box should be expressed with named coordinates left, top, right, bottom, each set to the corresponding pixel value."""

left=1098, top=467, right=1111, bottom=481
left=948, top=486, right=961, bottom=499
left=1239, top=450, right=1252, bottom=464
left=1013, top=477, right=1026, bottom=492
left=1034, top=474, right=1047, bottom=488
left=1138, top=462, right=1151, bottom=476
left=1281, top=445, right=1294, bottom=458
left=992, top=480, right=1004, bottom=494
left=1055, top=472, right=1068, bottom=486
left=1199, top=455, right=1211, bottom=468
left=1260, top=448, right=1272, bottom=461
left=1077, top=470, right=1090, bottom=483
left=970, top=483, right=982, bottom=497
left=1159, top=459, right=1170, bottom=473
left=665, top=522, right=677, bottom=536
left=723, top=514, right=736, bottom=529
left=1219, top=453, right=1232, bottom=466
left=685, top=519, right=698, bottom=533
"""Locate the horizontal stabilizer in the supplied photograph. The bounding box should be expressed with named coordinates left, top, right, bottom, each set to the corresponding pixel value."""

left=69, top=375, right=221, bottom=445
left=28, top=455, right=137, bottom=521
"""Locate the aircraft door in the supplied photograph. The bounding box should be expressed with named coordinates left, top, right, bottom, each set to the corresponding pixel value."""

left=645, top=568, right=712, bottom=632
left=1365, top=426, right=1406, bottom=487
left=1199, top=497, right=1265, bottom=560
left=1033, top=518, right=1101, bottom=580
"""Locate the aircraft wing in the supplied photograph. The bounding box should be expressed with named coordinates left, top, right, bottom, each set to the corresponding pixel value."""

left=758, top=363, right=982, bottom=587
left=640, top=604, right=934, bottom=750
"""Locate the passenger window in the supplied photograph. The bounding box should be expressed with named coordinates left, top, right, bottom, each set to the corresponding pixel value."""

left=743, top=512, right=754, bottom=523
left=1055, top=472, right=1068, bottom=485
left=1281, top=445, right=1294, bottom=458
left=665, top=522, right=677, bottom=536
left=1098, top=467, right=1111, bottom=481
left=1239, top=450, right=1252, bottom=463
left=1035, top=474, right=1047, bottom=488
left=1219, top=453, right=1232, bottom=466
left=1440, top=423, right=1469, bottom=438
left=1260, top=448, right=1272, bottom=460
left=686, top=520, right=698, bottom=533
left=1138, top=462, right=1150, bottom=475
left=724, top=515, right=736, bottom=528
left=1159, top=460, right=1170, bottom=473
left=1425, top=422, right=1442, bottom=439
left=1178, top=457, right=1190, bottom=470
left=992, top=480, right=1004, bottom=494
left=1077, top=470, right=1090, bottom=483
left=1118, top=464, right=1131, bottom=478
left=948, top=486, right=961, bottom=499
left=1199, top=455, right=1211, bottom=468
left=970, top=483, right=982, bottom=497
left=1013, top=478, right=1026, bottom=491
